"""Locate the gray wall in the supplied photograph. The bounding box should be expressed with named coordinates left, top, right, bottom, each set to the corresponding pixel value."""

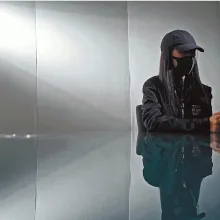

left=0, top=2, right=37, bottom=134
left=0, top=2, right=130, bottom=134
left=36, top=2, right=130, bottom=134
left=0, top=1, right=220, bottom=133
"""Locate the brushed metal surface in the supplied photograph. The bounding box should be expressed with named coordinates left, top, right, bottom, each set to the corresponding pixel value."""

left=0, top=2, right=37, bottom=134
left=35, top=131, right=131, bottom=220
left=0, top=137, right=37, bottom=220
left=36, top=2, right=130, bottom=134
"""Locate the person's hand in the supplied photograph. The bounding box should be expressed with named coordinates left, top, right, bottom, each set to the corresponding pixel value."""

left=210, top=112, right=220, bottom=132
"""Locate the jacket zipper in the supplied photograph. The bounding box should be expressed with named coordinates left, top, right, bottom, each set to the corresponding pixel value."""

left=180, top=78, right=185, bottom=119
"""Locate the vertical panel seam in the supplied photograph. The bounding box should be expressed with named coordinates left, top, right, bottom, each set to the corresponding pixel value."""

left=126, top=3, right=132, bottom=220
left=33, top=2, right=38, bottom=220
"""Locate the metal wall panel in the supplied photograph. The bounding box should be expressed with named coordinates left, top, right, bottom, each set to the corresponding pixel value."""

left=0, top=2, right=37, bottom=134
left=36, top=2, right=130, bottom=134
left=0, top=137, right=37, bottom=220
left=35, top=132, right=130, bottom=220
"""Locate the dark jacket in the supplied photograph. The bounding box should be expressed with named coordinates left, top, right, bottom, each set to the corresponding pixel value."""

left=141, top=75, right=213, bottom=132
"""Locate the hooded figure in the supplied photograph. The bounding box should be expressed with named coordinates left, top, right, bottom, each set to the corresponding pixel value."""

left=137, top=132, right=213, bottom=220
left=141, top=30, right=215, bottom=133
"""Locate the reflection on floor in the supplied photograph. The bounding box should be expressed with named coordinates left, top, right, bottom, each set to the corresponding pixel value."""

left=0, top=131, right=130, bottom=220
left=130, top=131, right=220, bottom=220
left=0, top=131, right=220, bottom=220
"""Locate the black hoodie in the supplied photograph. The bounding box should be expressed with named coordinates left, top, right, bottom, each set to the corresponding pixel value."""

left=141, top=74, right=212, bottom=132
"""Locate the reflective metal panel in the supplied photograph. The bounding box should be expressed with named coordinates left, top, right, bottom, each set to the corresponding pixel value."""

left=35, top=132, right=130, bottom=220
left=0, top=2, right=37, bottom=134
left=36, top=2, right=130, bottom=134
left=0, top=136, right=37, bottom=220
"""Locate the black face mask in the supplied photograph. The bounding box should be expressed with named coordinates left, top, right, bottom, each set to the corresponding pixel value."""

left=173, top=56, right=195, bottom=78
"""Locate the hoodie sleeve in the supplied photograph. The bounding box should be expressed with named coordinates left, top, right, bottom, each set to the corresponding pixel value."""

left=141, top=79, right=211, bottom=133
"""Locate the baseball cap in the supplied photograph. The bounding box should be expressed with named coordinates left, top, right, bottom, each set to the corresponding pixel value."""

left=161, top=29, right=204, bottom=52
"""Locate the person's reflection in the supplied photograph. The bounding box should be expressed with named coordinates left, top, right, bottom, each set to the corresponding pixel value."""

left=210, top=133, right=220, bottom=153
left=137, top=133, right=213, bottom=220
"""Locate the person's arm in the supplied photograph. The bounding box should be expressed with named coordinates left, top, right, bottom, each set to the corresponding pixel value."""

left=141, top=79, right=211, bottom=132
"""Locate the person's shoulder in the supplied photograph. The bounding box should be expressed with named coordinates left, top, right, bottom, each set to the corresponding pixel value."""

left=201, top=83, right=212, bottom=93
left=201, top=83, right=213, bottom=99
left=143, top=75, right=160, bottom=87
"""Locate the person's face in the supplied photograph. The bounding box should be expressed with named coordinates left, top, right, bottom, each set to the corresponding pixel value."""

left=172, top=49, right=195, bottom=67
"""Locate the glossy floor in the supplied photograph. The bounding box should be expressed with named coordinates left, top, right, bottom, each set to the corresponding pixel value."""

left=0, top=131, right=219, bottom=220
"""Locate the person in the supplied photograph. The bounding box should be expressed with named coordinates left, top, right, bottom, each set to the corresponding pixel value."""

left=141, top=29, right=220, bottom=133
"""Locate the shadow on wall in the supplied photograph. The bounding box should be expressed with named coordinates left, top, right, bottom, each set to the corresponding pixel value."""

left=0, top=57, right=36, bottom=134
left=0, top=58, right=130, bottom=134
left=36, top=1, right=131, bottom=134
left=36, top=1, right=127, bottom=20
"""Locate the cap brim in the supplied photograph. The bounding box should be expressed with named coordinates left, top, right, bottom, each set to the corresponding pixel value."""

left=175, top=43, right=204, bottom=52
